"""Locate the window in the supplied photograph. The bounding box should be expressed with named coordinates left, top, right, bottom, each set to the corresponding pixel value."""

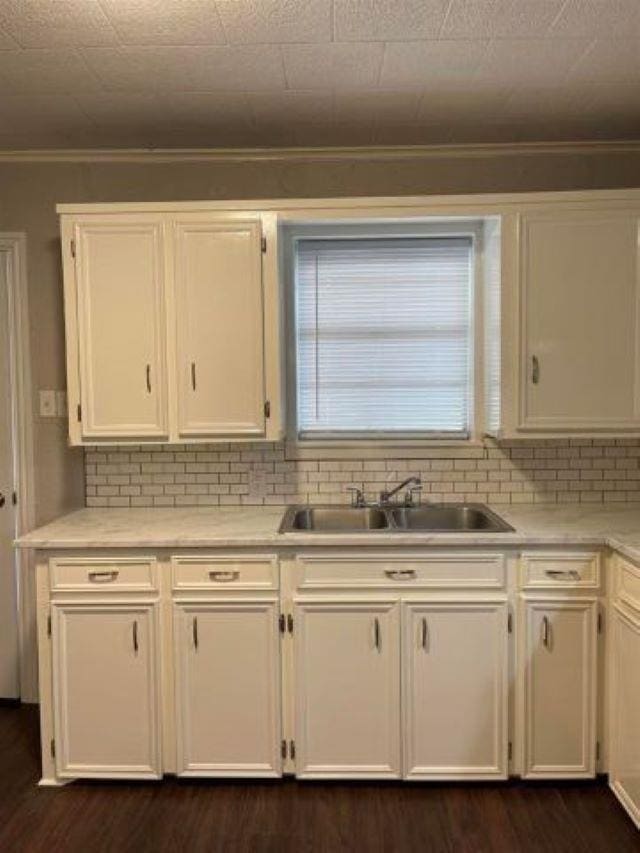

left=292, top=233, right=474, bottom=440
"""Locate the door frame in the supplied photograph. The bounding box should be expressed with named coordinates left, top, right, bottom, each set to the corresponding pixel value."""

left=0, top=234, right=36, bottom=700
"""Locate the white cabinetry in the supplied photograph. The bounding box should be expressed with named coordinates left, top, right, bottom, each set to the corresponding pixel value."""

left=51, top=602, right=161, bottom=779
left=293, top=601, right=401, bottom=779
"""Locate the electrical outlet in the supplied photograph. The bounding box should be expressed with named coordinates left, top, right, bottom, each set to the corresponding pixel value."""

left=39, top=390, right=56, bottom=417
left=56, top=391, right=68, bottom=418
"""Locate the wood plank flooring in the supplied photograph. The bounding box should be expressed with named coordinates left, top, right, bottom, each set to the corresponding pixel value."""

left=0, top=705, right=637, bottom=853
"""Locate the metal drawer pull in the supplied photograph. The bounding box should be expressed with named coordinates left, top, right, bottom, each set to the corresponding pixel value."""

left=545, top=569, right=580, bottom=580
left=146, top=364, right=151, bottom=393
left=421, top=617, right=428, bottom=651
left=542, top=615, right=550, bottom=648
left=193, top=617, right=198, bottom=650
left=531, top=355, right=540, bottom=384
left=374, top=617, right=381, bottom=652
left=384, top=569, right=417, bottom=580
left=208, top=570, right=240, bottom=582
left=132, top=620, right=139, bottom=654
left=88, top=570, right=119, bottom=583
left=191, top=362, right=197, bottom=391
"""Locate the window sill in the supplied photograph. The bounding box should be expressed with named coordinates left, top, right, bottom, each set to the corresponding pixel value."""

left=285, top=437, right=487, bottom=461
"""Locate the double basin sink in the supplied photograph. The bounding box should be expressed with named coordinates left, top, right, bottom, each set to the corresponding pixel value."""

left=279, top=503, right=514, bottom=534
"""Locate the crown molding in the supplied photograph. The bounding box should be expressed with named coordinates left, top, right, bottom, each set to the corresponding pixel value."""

left=0, top=140, right=640, bottom=164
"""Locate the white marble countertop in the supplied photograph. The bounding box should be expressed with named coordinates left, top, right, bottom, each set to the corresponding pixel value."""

left=14, top=503, right=640, bottom=563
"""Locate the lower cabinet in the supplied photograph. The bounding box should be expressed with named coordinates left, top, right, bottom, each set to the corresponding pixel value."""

left=403, top=602, right=509, bottom=779
left=293, top=601, right=401, bottom=778
left=520, top=598, right=597, bottom=778
left=51, top=603, right=161, bottom=779
left=173, top=600, right=282, bottom=777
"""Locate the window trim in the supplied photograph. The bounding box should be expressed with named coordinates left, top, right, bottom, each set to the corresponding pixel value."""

left=283, top=218, right=487, bottom=458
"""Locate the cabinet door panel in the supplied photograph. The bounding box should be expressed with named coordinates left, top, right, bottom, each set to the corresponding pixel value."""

left=403, top=602, right=508, bottom=779
left=294, top=601, right=400, bottom=778
left=521, top=598, right=597, bottom=777
left=74, top=218, right=168, bottom=438
left=174, top=218, right=265, bottom=437
left=610, top=605, right=640, bottom=829
left=52, top=604, right=161, bottom=778
left=174, top=600, right=281, bottom=777
left=521, top=212, right=640, bottom=430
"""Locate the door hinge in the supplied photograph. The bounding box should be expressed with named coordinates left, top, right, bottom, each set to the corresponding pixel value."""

left=507, top=611, right=513, bottom=634
left=261, top=236, right=267, bottom=253
left=287, top=613, right=294, bottom=634
left=70, top=239, right=76, bottom=259
left=289, top=740, right=296, bottom=760
left=11, top=491, right=17, bottom=506
left=47, top=612, right=52, bottom=638
left=281, top=739, right=287, bottom=760
left=50, top=738, right=56, bottom=759
left=597, top=611, right=604, bottom=634
left=76, top=404, right=82, bottom=422
left=264, top=400, right=271, bottom=419
left=508, top=741, right=513, bottom=761
left=279, top=613, right=286, bottom=634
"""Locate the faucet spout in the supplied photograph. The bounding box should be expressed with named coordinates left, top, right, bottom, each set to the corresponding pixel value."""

left=379, top=476, right=422, bottom=506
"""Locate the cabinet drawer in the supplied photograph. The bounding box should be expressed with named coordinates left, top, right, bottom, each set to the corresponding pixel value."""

left=520, top=552, right=600, bottom=590
left=295, top=553, right=506, bottom=591
left=617, top=557, right=640, bottom=613
left=171, top=555, right=278, bottom=591
left=50, top=557, right=158, bottom=592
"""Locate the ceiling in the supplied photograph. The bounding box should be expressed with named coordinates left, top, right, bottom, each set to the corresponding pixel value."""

left=0, top=0, right=638, bottom=150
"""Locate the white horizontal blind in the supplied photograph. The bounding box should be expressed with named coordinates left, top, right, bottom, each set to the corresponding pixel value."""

left=295, top=237, right=473, bottom=437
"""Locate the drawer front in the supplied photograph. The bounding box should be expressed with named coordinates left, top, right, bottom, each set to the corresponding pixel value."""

left=296, top=553, right=506, bottom=591
left=171, top=555, right=278, bottom=591
left=521, top=552, right=600, bottom=590
left=617, top=557, right=640, bottom=613
left=50, top=557, right=158, bottom=592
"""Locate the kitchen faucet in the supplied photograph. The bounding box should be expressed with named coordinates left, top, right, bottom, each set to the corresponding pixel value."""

left=378, top=476, right=422, bottom=506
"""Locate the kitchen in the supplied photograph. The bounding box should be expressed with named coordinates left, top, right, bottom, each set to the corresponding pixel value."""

left=0, top=2, right=639, bottom=851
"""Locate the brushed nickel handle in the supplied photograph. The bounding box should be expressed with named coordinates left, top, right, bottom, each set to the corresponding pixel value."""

left=421, top=617, right=428, bottom=651
left=192, top=617, right=198, bottom=650
left=384, top=569, right=417, bottom=580
left=208, top=570, right=240, bottom=582
left=191, top=362, right=197, bottom=391
left=545, top=569, right=580, bottom=581
left=88, top=570, right=119, bottom=583
left=0, top=493, right=5, bottom=508
left=542, top=615, right=550, bottom=648
left=374, top=617, right=381, bottom=652
left=531, top=355, right=540, bottom=385
left=146, top=364, right=152, bottom=393
left=132, top=620, right=139, bottom=653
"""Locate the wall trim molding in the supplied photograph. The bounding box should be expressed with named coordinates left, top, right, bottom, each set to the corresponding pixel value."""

left=0, top=140, right=640, bottom=164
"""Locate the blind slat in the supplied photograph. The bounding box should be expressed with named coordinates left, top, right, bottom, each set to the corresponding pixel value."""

left=295, top=237, right=473, bottom=436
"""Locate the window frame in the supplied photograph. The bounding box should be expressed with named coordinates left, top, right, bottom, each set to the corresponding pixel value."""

left=283, top=218, right=487, bottom=457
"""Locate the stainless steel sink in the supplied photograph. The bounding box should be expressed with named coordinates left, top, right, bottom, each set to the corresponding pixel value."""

left=280, top=506, right=391, bottom=532
left=388, top=504, right=514, bottom=532
left=279, top=503, right=513, bottom=533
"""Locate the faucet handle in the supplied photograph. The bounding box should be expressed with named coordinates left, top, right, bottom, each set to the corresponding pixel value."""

left=405, top=484, right=422, bottom=506
left=346, top=486, right=366, bottom=507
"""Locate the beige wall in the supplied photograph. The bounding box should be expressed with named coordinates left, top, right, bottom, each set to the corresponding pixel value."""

left=1, top=147, right=639, bottom=524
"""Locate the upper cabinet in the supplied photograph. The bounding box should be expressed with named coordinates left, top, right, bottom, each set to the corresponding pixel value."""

left=60, top=207, right=282, bottom=445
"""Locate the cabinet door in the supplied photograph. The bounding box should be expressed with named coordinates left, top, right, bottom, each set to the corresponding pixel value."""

left=174, top=217, right=265, bottom=437
left=521, top=211, right=640, bottom=431
left=520, top=598, right=597, bottom=777
left=73, top=217, right=168, bottom=439
left=403, top=602, right=508, bottom=779
left=52, top=604, right=161, bottom=779
left=294, top=601, right=400, bottom=779
left=609, top=604, right=640, bottom=829
left=174, top=600, right=281, bottom=777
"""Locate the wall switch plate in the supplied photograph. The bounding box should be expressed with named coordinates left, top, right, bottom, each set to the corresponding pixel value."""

left=56, top=391, right=68, bottom=418
left=39, top=390, right=56, bottom=417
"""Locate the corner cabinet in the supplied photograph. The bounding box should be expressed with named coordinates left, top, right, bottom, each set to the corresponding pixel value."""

left=59, top=206, right=282, bottom=445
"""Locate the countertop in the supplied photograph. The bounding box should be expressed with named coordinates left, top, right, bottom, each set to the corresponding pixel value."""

left=15, top=503, right=640, bottom=563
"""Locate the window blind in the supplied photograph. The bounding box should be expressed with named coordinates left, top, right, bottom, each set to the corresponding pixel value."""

left=294, top=237, right=473, bottom=437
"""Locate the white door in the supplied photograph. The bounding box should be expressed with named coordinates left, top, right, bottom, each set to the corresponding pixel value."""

left=294, top=600, right=401, bottom=779
left=52, top=603, right=161, bottom=778
left=174, top=600, right=281, bottom=777
left=609, top=604, right=640, bottom=829
left=521, top=211, right=640, bottom=431
left=520, top=598, right=597, bottom=778
left=73, top=217, right=168, bottom=439
left=0, top=253, right=18, bottom=698
left=173, top=217, right=265, bottom=437
left=403, top=602, right=508, bottom=779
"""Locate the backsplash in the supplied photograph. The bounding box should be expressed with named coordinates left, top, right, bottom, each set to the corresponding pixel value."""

left=85, top=438, right=640, bottom=508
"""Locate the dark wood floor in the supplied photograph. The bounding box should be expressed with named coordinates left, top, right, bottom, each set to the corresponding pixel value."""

left=0, top=705, right=637, bottom=853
